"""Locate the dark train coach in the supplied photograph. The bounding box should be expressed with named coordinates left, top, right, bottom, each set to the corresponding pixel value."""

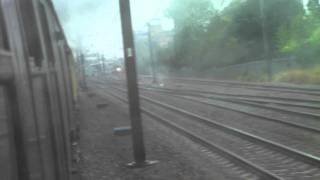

left=0, top=0, right=77, bottom=179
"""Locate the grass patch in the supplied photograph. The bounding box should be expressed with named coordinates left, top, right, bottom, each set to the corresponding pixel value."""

left=237, top=74, right=269, bottom=82
left=273, top=65, right=320, bottom=85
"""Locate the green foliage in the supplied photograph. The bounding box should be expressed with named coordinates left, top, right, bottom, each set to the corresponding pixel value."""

left=142, top=0, right=320, bottom=81
left=227, top=0, right=303, bottom=57
left=277, top=0, right=320, bottom=66
left=308, top=0, right=320, bottom=17
left=274, top=65, right=320, bottom=85
left=237, top=73, right=269, bottom=82
left=167, top=0, right=214, bottom=31
left=164, top=0, right=215, bottom=70
left=160, top=0, right=305, bottom=72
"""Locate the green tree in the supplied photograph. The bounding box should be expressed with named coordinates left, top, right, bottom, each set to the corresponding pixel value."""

left=278, top=0, right=320, bottom=65
left=308, top=0, right=320, bottom=17
left=227, top=0, right=303, bottom=59
left=163, top=0, right=305, bottom=73
left=166, top=0, right=215, bottom=69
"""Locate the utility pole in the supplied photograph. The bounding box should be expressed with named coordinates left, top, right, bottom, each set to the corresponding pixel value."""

left=259, top=0, right=272, bottom=81
left=119, top=0, right=158, bottom=168
left=103, top=56, right=106, bottom=74
left=147, top=23, right=158, bottom=84
left=101, top=55, right=106, bottom=75
left=80, top=54, right=87, bottom=89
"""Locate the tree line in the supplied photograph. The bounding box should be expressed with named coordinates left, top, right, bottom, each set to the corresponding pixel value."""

left=154, top=0, right=320, bottom=73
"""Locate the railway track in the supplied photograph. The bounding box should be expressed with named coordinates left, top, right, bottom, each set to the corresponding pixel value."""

left=99, top=80, right=320, bottom=134
left=99, top=79, right=320, bottom=117
left=140, top=76, right=320, bottom=96
left=93, top=83, right=320, bottom=180
left=95, top=80, right=320, bottom=144
left=110, top=85, right=320, bottom=155
left=101, top=80, right=320, bottom=110
left=140, top=86, right=320, bottom=118
left=103, top=83, right=320, bottom=135
left=107, top=94, right=279, bottom=180
left=141, top=84, right=320, bottom=107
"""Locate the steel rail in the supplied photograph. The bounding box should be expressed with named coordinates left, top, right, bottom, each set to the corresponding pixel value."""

left=93, top=79, right=320, bottom=107
left=138, top=86, right=320, bottom=134
left=104, top=89, right=282, bottom=180
left=96, top=79, right=320, bottom=109
left=110, top=86, right=320, bottom=168
left=206, top=95, right=320, bottom=109
left=140, top=86, right=320, bottom=119
left=142, top=85, right=320, bottom=104
left=139, top=85, right=320, bottom=108
left=213, top=98, right=320, bottom=119
left=176, top=95, right=320, bottom=134
left=95, top=81, right=320, bottom=130
left=140, top=76, right=320, bottom=95
left=246, top=86, right=320, bottom=96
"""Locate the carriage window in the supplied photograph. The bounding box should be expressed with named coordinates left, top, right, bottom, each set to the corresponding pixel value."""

left=39, top=3, right=55, bottom=65
left=19, top=1, right=43, bottom=66
left=0, top=4, right=9, bottom=50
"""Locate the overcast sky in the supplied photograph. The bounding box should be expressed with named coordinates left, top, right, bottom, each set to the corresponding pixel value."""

left=52, top=0, right=309, bottom=60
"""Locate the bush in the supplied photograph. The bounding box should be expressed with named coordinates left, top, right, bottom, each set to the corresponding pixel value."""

left=237, top=74, right=269, bottom=82
left=274, top=65, right=320, bottom=85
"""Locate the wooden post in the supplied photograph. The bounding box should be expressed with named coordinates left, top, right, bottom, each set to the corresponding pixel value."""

left=147, top=23, right=158, bottom=84
left=80, top=54, right=87, bottom=89
left=119, top=0, right=158, bottom=168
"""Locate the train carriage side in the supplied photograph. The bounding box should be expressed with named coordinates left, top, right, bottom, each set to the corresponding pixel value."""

left=0, top=0, right=76, bottom=179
